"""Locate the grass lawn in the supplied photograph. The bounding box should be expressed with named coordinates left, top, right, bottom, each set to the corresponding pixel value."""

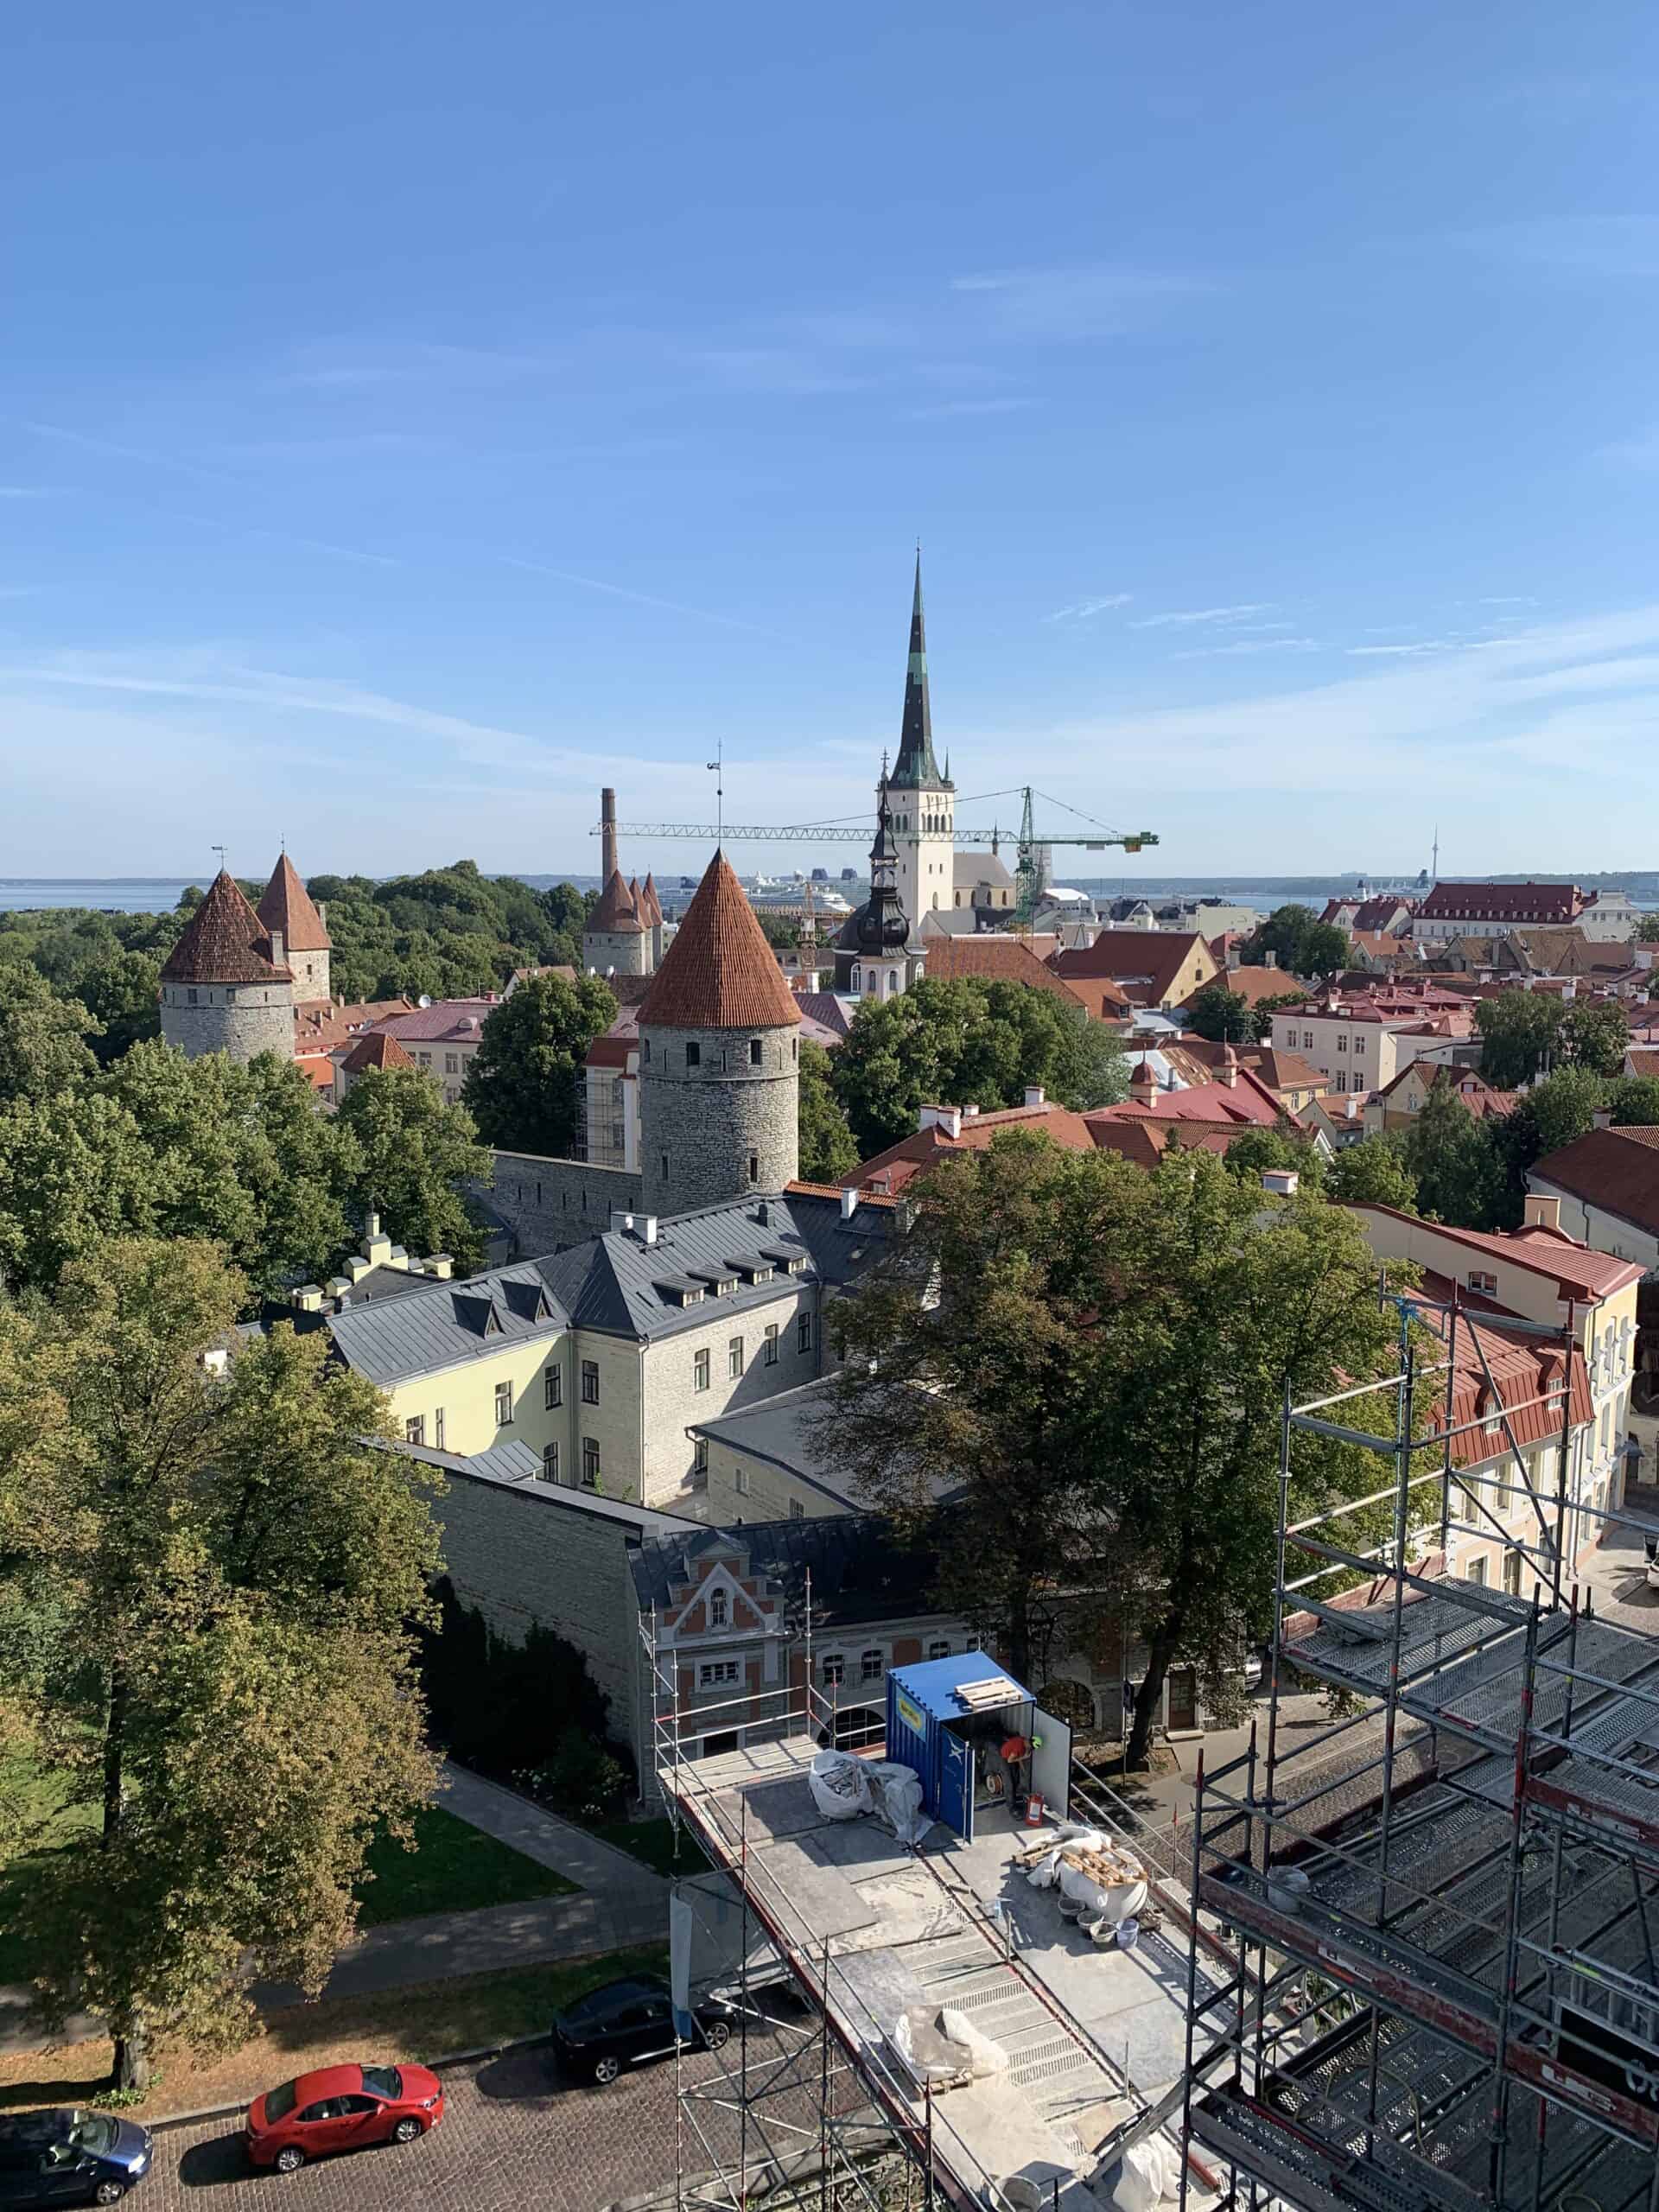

left=0, top=1946, right=670, bottom=2120
left=0, top=1777, right=574, bottom=1985
left=588, top=1816, right=709, bottom=1878
left=354, top=1802, right=575, bottom=1925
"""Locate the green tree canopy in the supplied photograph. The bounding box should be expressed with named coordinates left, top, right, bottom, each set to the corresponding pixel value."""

left=1495, top=1066, right=1608, bottom=1192
left=829, top=977, right=1127, bottom=1155
left=0, top=963, right=101, bottom=1104
left=1404, top=1082, right=1507, bottom=1228
left=1634, top=913, right=1659, bottom=944
left=797, top=1040, right=858, bottom=1183
left=1556, top=998, right=1630, bottom=1077
left=1475, top=989, right=1562, bottom=1086
left=0, top=1238, right=441, bottom=2089
left=824, top=1136, right=1411, bottom=1770
left=460, top=973, right=617, bottom=1157
left=1606, top=1075, right=1659, bottom=1126
left=1185, top=981, right=1256, bottom=1045
left=1246, top=905, right=1348, bottom=978
left=334, top=1065, right=493, bottom=1274
left=1217, top=1122, right=1327, bottom=1192
left=1326, top=1133, right=1419, bottom=1210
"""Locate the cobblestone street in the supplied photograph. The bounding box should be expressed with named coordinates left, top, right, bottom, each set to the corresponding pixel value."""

left=144, top=2044, right=702, bottom=2212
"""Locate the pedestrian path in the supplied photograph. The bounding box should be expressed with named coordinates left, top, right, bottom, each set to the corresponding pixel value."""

left=0, top=1767, right=672, bottom=2054
left=438, top=1761, right=669, bottom=1914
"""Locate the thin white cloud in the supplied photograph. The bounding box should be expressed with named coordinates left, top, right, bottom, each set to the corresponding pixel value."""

left=498, top=554, right=780, bottom=638
left=1478, top=594, right=1537, bottom=607
left=949, top=264, right=1211, bottom=340
left=1459, top=215, right=1659, bottom=279
left=909, top=397, right=1034, bottom=419
left=1346, top=639, right=1463, bottom=658
left=0, top=486, right=62, bottom=499
left=1132, top=603, right=1275, bottom=630
left=1173, top=637, right=1320, bottom=660
left=1044, top=594, right=1133, bottom=624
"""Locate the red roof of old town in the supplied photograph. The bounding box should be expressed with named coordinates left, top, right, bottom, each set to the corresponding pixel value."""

left=257, top=854, right=333, bottom=953
left=637, top=851, right=801, bottom=1031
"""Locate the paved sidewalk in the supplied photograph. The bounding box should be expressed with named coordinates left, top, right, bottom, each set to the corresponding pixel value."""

left=437, top=1762, right=670, bottom=1914
left=0, top=1767, right=672, bottom=2055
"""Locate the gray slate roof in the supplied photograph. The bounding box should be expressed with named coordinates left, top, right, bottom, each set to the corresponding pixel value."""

left=327, top=1191, right=893, bottom=1386
left=377, top=1435, right=699, bottom=1535
left=630, top=1512, right=941, bottom=1627
left=689, top=1377, right=961, bottom=1510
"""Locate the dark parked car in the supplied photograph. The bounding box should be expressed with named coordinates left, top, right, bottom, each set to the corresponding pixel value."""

left=550, top=1977, right=733, bottom=2085
left=0, top=2112, right=152, bottom=2207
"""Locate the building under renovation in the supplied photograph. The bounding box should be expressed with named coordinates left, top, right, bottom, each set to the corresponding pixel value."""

left=1181, top=1281, right=1659, bottom=2212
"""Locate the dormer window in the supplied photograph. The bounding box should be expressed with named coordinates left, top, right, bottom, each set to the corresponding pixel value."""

left=709, top=1587, right=728, bottom=1627
left=1467, top=1270, right=1498, bottom=1297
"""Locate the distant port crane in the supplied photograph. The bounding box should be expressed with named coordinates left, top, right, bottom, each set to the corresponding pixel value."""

left=599, top=784, right=1160, bottom=923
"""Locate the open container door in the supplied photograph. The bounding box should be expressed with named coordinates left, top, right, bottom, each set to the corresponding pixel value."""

left=1029, top=1703, right=1071, bottom=1820
left=939, top=1727, right=974, bottom=1842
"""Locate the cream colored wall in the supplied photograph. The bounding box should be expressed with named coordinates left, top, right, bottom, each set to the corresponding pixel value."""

left=690, top=1440, right=845, bottom=1525
left=638, top=1286, right=820, bottom=1508
left=405, top=1033, right=481, bottom=1104
left=381, top=1332, right=569, bottom=1464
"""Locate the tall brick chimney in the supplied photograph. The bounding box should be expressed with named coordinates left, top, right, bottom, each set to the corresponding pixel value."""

left=601, top=786, right=619, bottom=884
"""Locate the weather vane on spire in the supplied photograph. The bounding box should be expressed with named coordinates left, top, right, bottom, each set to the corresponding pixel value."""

left=706, top=736, right=724, bottom=846
left=212, top=844, right=226, bottom=874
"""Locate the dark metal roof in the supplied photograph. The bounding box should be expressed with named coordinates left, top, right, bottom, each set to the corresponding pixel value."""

left=629, top=1510, right=941, bottom=1625
left=376, top=1434, right=699, bottom=1533
left=328, top=1192, right=892, bottom=1383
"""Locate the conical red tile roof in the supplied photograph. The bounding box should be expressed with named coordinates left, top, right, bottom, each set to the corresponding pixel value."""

left=160, top=871, right=291, bottom=985
left=257, top=853, right=332, bottom=951
left=639, top=873, right=663, bottom=925
left=638, top=851, right=800, bottom=1031
left=588, top=868, right=644, bottom=933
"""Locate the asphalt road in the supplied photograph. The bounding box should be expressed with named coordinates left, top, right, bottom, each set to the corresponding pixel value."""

left=143, top=2021, right=829, bottom=2212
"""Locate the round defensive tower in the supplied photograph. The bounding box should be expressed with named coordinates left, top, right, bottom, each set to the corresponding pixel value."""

left=636, top=851, right=800, bottom=1217
left=583, top=867, right=651, bottom=978
left=158, top=868, right=296, bottom=1064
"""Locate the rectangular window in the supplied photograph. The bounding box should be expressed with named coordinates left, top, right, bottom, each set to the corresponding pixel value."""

left=494, top=1381, right=512, bottom=1427
left=582, top=1359, right=600, bottom=1404
left=445, top=1053, right=460, bottom=1075
left=1303, top=1030, right=1313, bottom=1049
left=685, top=1042, right=700, bottom=1068
left=748, top=1153, right=760, bottom=1184
left=790, top=1498, right=804, bottom=1519
left=821, top=1654, right=844, bottom=1688
left=541, top=1441, right=560, bottom=1484
left=582, top=1437, right=601, bottom=1489
left=693, top=1436, right=709, bottom=1474
left=435, top=1408, right=445, bottom=1451
left=699, top=1661, right=740, bottom=1688
left=728, top=1335, right=743, bottom=1377
left=749, top=1038, right=763, bottom=1065
left=543, top=1363, right=563, bottom=1409
left=418, top=1051, right=431, bottom=1067
left=764, top=1324, right=779, bottom=1365
left=861, top=1649, right=883, bottom=1682
left=660, top=1153, right=669, bottom=1181
left=927, top=1639, right=950, bottom=1660
left=1336, top=1034, right=1346, bottom=1052
left=187, top=987, right=198, bottom=1006
left=404, top=1415, right=425, bottom=1446
left=734, top=1465, right=749, bottom=1495
left=797, top=1313, right=812, bottom=1354
left=694, top=1348, right=710, bottom=1392
left=1466, top=1554, right=1488, bottom=1586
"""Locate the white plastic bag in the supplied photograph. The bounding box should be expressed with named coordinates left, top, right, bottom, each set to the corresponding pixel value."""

left=1108, top=2134, right=1180, bottom=2210
left=860, top=1758, right=931, bottom=1844
left=809, top=1749, right=872, bottom=1821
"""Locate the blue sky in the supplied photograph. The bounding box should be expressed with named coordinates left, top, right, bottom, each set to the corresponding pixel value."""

left=3, top=1, right=1659, bottom=879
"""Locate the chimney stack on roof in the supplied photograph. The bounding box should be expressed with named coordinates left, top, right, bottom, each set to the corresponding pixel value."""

left=1024, top=1085, right=1046, bottom=1110
left=601, top=786, right=618, bottom=884
left=1523, top=1193, right=1563, bottom=1231
left=919, top=1103, right=964, bottom=1140
left=841, top=1185, right=859, bottom=1220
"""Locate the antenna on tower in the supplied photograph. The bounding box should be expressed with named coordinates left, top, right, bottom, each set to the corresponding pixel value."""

left=1432, top=825, right=1440, bottom=883
left=212, top=844, right=226, bottom=876
left=706, top=738, right=723, bottom=848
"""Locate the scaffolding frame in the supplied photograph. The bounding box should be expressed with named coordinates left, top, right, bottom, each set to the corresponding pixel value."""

left=1179, top=1283, right=1659, bottom=2212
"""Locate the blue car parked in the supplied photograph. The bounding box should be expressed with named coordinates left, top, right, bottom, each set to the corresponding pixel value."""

left=0, top=2112, right=152, bottom=2207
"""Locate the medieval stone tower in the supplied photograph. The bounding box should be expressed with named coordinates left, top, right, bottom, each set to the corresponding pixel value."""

left=158, top=868, right=296, bottom=1064
left=636, top=850, right=800, bottom=1217
left=257, top=853, right=332, bottom=1003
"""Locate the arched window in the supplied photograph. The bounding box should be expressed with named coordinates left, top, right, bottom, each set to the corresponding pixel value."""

left=709, top=1588, right=728, bottom=1628
left=850, top=965, right=861, bottom=991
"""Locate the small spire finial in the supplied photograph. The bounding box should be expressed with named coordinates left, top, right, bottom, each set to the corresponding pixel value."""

left=212, top=843, right=226, bottom=876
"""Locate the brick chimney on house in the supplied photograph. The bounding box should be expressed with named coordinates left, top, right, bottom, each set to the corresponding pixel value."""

left=1523, top=1193, right=1562, bottom=1231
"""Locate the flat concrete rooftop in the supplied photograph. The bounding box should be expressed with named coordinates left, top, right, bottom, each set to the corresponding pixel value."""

left=664, top=1732, right=1223, bottom=2210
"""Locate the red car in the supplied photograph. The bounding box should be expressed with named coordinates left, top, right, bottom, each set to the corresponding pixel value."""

left=245, top=2063, right=443, bottom=2173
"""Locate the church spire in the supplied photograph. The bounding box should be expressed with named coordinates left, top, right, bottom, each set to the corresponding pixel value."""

left=890, top=550, right=944, bottom=789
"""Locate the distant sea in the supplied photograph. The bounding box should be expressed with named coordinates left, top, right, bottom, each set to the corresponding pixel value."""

left=7, top=870, right=1656, bottom=916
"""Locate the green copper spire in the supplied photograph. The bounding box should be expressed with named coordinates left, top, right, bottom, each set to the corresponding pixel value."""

left=889, top=550, right=945, bottom=789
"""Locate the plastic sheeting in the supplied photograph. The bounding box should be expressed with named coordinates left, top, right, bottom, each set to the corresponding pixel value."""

left=808, top=1749, right=873, bottom=1821
left=891, top=2001, right=1009, bottom=2088
left=859, top=1758, right=931, bottom=1845
left=1105, top=2134, right=1181, bottom=2210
